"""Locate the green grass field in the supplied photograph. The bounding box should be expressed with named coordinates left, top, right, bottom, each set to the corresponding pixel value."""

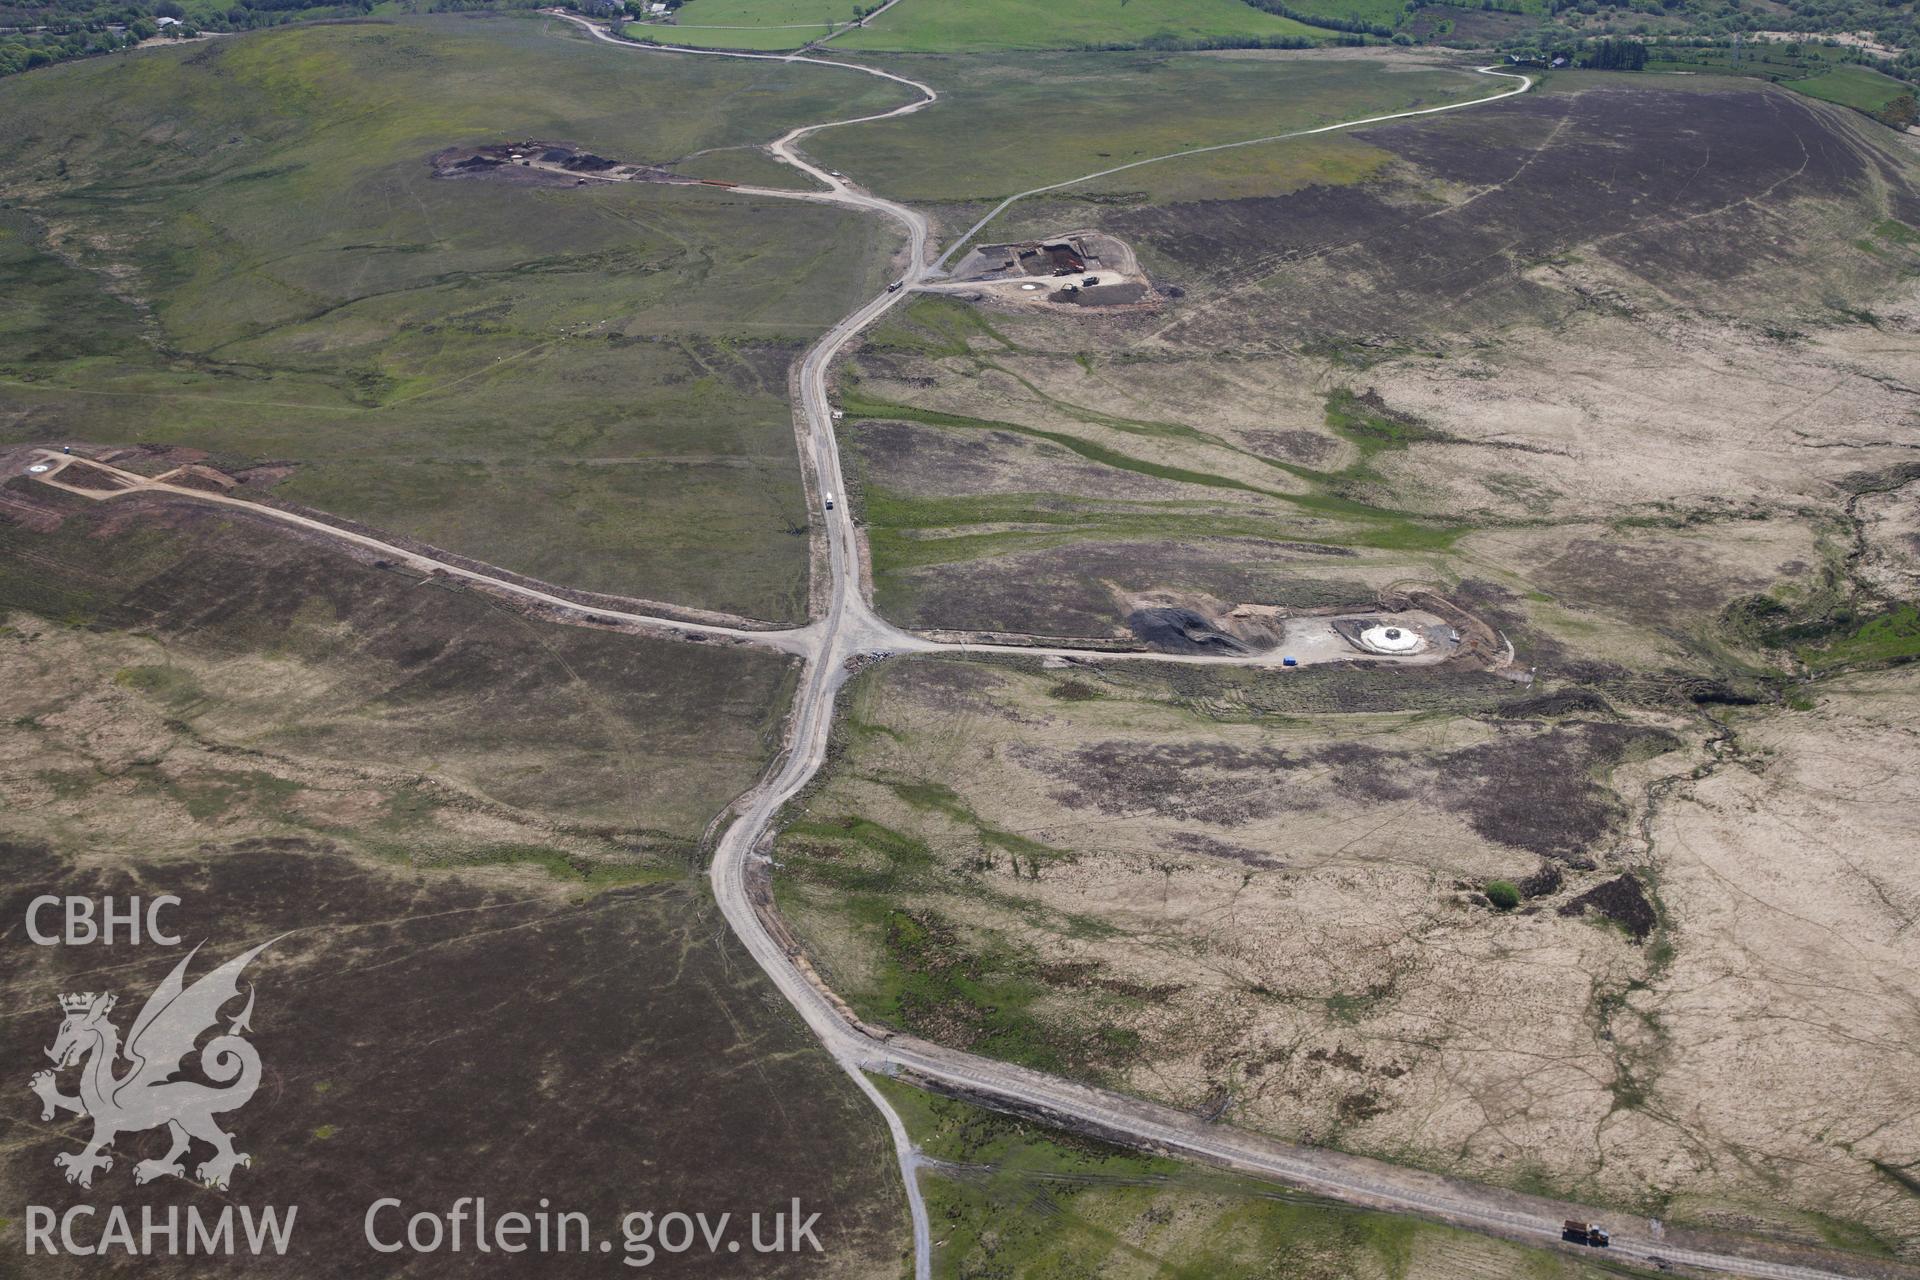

left=1419, top=0, right=1545, bottom=16
left=1790, top=64, right=1914, bottom=115
left=674, top=143, right=823, bottom=187
left=671, top=0, right=858, bottom=22
left=626, top=0, right=860, bottom=47
left=833, top=0, right=1327, bottom=52
left=1798, top=604, right=1920, bottom=670
left=1273, top=0, right=1412, bottom=27
left=1645, top=40, right=1859, bottom=82
left=1642, top=45, right=1915, bottom=123
left=626, top=19, right=834, bottom=49
left=807, top=51, right=1494, bottom=202
left=0, top=14, right=915, bottom=618
left=868, top=1077, right=1620, bottom=1278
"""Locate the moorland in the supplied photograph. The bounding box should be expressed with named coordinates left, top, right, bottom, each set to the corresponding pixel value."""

left=3, top=6, right=1918, bottom=1273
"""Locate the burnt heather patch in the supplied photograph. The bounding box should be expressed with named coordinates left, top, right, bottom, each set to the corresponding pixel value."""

left=1018, top=739, right=1313, bottom=825
left=0, top=841, right=903, bottom=1277
left=1559, top=872, right=1659, bottom=942
left=1113, top=85, right=1920, bottom=343
left=884, top=538, right=1366, bottom=637
left=1021, top=721, right=1675, bottom=857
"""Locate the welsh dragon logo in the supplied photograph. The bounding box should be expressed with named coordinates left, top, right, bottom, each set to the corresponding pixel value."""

left=30, top=939, right=277, bottom=1190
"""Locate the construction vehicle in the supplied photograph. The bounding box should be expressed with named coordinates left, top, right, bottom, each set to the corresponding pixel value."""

left=886, top=279, right=904, bottom=293
left=1562, top=1221, right=1610, bottom=1248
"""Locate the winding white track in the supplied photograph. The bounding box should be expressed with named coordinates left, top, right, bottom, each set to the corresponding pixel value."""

left=553, top=29, right=1874, bottom=1276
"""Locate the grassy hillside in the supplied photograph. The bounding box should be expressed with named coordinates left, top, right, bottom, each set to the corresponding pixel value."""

left=0, top=492, right=907, bottom=1273
left=1791, top=62, right=1914, bottom=114
left=669, top=0, right=855, bottom=22
left=872, top=1078, right=1625, bottom=1279
left=806, top=51, right=1492, bottom=202
left=0, top=14, right=913, bottom=617
left=797, top=68, right=1920, bottom=1255
left=626, top=18, right=843, bottom=48
left=626, top=0, right=856, bottom=47
left=0, top=492, right=798, bottom=851
left=834, top=81, right=1920, bottom=633
left=834, top=0, right=1326, bottom=52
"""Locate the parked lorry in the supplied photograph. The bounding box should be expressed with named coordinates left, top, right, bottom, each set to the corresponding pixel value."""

left=1562, top=1221, right=1611, bottom=1248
